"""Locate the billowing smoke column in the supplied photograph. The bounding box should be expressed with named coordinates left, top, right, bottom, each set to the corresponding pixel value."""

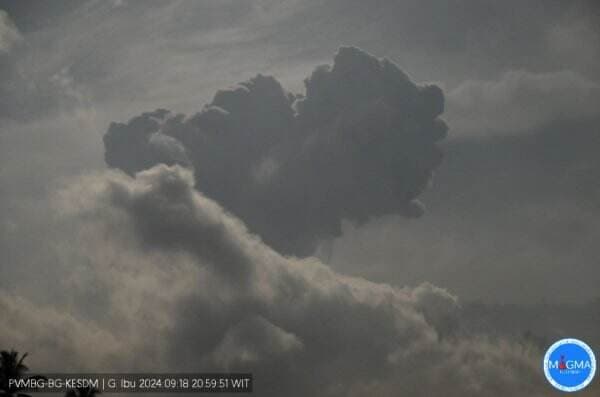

left=0, top=164, right=544, bottom=396
left=103, top=46, right=447, bottom=256
left=0, top=47, right=557, bottom=394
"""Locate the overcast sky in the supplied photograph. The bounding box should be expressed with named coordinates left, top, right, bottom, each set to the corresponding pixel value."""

left=1, top=1, right=599, bottom=396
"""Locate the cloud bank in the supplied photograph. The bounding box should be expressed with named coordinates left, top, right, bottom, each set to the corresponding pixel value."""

left=103, top=47, right=447, bottom=256
left=0, top=165, right=552, bottom=396
left=447, top=69, right=600, bottom=137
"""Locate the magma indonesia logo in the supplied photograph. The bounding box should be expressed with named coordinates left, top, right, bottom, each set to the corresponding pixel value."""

left=543, top=338, right=596, bottom=392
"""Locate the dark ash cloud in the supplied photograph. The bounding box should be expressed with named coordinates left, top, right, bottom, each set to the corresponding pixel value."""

left=103, top=47, right=447, bottom=256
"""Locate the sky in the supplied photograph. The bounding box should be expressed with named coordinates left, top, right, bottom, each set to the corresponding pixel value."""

left=1, top=1, right=599, bottom=396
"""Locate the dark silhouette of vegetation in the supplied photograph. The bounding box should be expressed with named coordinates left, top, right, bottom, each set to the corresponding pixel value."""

left=0, top=350, right=32, bottom=397
left=1, top=349, right=99, bottom=397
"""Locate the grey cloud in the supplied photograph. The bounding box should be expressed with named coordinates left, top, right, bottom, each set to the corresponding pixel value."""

left=323, top=116, right=600, bottom=304
left=0, top=54, right=93, bottom=121
left=147, top=132, right=189, bottom=166
left=462, top=299, right=600, bottom=351
left=0, top=291, right=123, bottom=371
left=103, top=47, right=447, bottom=256
left=447, top=69, right=600, bottom=137
left=2, top=0, right=599, bottom=125
left=0, top=9, right=20, bottom=53
left=210, top=315, right=303, bottom=368
left=103, top=109, right=190, bottom=175
left=1, top=164, right=556, bottom=396
left=0, top=111, right=105, bottom=298
left=0, top=7, right=96, bottom=122
left=242, top=0, right=600, bottom=84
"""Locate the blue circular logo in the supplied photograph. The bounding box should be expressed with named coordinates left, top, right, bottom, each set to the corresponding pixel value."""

left=543, top=338, right=596, bottom=392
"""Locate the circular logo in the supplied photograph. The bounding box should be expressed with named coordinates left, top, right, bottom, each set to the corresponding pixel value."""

left=543, top=338, right=596, bottom=392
